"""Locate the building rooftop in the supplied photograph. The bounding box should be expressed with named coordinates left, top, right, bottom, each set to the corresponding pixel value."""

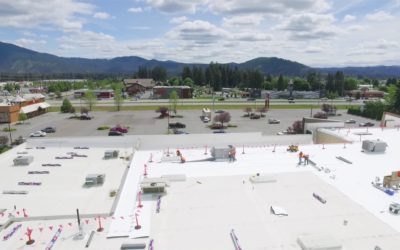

left=1, top=129, right=400, bottom=249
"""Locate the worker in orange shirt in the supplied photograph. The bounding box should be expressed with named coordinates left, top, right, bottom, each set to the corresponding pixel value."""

left=298, top=151, right=303, bottom=165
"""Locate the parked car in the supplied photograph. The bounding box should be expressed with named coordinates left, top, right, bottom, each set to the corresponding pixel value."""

left=250, top=113, right=261, bottom=119
left=247, top=98, right=255, bottom=101
left=108, top=130, right=123, bottom=136
left=213, top=129, right=226, bottom=134
left=210, top=123, right=224, bottom=129
left=215, top=110, right=225, bottom=113
left=168, top=122, right=186, bottom=129
left=173, top=129, right=189, bottom=134
left=345, top=119, right=356, bottom=124
left=359, top=122, right=374, bottom=127
left=277, top=131, right=288, bottom=135
left=268, top=118, right=280, bottom=124
left=41, top=127, right=56, bottom=133
left=203, top=117, right=210, bottom=123
left=110, top=126, right=128, bottom=133
left=30, top=131, right=46, bottom=137
left=80, top=114, right=92, bottom=120
left=288, top=97, right=295, bottom=103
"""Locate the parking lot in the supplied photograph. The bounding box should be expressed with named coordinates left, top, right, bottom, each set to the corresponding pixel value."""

left=0, top=109, right=378, bottom=140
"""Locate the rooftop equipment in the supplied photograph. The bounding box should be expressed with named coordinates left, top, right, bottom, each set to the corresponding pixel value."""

left=13, top=156, right=33, bottom=166
left=104, top=150, right=119, bottom=159
left=141, top=178, right=168, bottom=194
left=362, top=140, right=387, bottom=153
left=211, top=145, right=235, bottom=161
left=85, top=174, right=105, bottom=186
left=383, top=171, right=400, bottom=189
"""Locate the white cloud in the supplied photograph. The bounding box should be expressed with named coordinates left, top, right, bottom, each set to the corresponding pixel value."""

left=15, top=38, right=46, bottom=47
left=347, top=39, right=399, bottom=56
left=0, top=0, right=93, bottom=32
left=280, top=13, right=340, bottom=40
left=170, top=16, right=187, bottom=24
left=343, top=14, right=356, bottom=22
left=93, top=12, right=111, bottom=20
left=304, top=46, right=324, bottom=53
left=233, top=32, right=272, bottom=41
left=146, top=0, right=201, bottom=13
left=222, top=15, right=264, bottom=27
left=167, top=20, right=229, bottom=45
left=366, top=11, right=394, bottom=21
left=208, top=0, right=330, bottom=15
left=128, top=7, right=143, bottom=13
left=346, top=25, right=365, bottom=32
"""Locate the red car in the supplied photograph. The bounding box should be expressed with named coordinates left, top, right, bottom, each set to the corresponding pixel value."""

left=110, top=126, right=128, bottom=133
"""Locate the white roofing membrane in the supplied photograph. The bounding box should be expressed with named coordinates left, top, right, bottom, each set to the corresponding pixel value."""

left=1, top=128, right=400, bottom=249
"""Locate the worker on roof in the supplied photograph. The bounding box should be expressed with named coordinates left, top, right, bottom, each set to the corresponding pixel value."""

left=298, top=151, right=303, bottom=165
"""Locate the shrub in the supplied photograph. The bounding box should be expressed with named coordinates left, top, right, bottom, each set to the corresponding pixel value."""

left=3, top=127, right=16, bottom=132
left=97, top=126, right=110, bottom=130
left=291, top=120, right=304, bottom=134
left=156, top=106, right=169, bottom=118
left=213, top=112, right=231, bottom=127
left=60, top=98, right=73, bottom=113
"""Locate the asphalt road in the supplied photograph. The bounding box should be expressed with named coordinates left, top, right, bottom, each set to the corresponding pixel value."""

left=0, top=109, right=378, bottom=141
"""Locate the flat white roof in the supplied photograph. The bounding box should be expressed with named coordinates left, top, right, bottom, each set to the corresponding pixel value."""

left=1, top=129, right=400, bottom=249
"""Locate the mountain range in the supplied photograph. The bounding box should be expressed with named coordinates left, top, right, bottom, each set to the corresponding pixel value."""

left=0, top=41, right=400, bottom=78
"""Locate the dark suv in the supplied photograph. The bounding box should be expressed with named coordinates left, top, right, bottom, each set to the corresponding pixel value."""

left=42, top=127, right=56, bottom=133
left=168, top=122, right=186, bottom=129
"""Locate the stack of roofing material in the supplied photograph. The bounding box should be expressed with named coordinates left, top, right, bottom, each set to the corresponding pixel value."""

left=297, top=234, right=342, bottom=250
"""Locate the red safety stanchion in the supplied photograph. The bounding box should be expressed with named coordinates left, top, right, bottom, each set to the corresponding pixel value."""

left=97, top=216, right=104, bottom=232
left=137, top=191, right=143, bottom=208
left=134, top=214, right=141, bottom=230
left=25, top=228, right=34, bottom=245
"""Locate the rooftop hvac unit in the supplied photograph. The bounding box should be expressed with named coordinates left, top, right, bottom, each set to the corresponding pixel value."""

left=141, top=178, right=168, bottom=194
left=362, top=140, right=387, bottom=153
left=211, top=145, right=235, bottom=161
left=13, top=156, right=33, bottom=166
left=104, top=150, right=119, bottom=159
left=85, top=174, right=105, bottom=186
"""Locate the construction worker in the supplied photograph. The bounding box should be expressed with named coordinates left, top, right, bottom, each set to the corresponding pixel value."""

left=298, top=151, right=303, bottom=165
left=304, top=154, right=309, bottom=165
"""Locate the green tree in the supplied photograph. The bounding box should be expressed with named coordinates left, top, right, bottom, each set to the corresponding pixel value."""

left=84, top=90, right=97, bottom=111
left=18, top=112, right=27, bottom=124
left=152, top=66, right=167, bottom=82
left=60, top=98, right=73, bottom=113
left=277, top=75, right=285, bottom=91
left=183, top=77, right=194, bottom=87
left=169, top=90, right=179, bottom=114
left=114, top=86, right=124, bottom=112
left=344, top=77, right=358, bottom=90
left=393, top=83, right=400, bottom=113
left=385, top=84, right=397, bottom=111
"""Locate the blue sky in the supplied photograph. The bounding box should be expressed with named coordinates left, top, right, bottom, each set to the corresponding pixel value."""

left=1, top=0, right=400, bottom=66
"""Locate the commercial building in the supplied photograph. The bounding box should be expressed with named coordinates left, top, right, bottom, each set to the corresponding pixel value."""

left=153, top=86, right=192, bottom=99
left=1, top=125, right=400, bottom=249
left=0, top=94, right=50, bottom=123
left=123, top=79, right=156, bottom=96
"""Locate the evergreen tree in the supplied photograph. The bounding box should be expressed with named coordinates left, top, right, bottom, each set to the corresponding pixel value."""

left=60, top=98, right=73, bottom=113
left=277, top=75, right=285, bottom=91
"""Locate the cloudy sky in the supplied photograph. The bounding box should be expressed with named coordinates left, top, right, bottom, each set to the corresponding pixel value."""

left=1, top=0, right=400, bottom=67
